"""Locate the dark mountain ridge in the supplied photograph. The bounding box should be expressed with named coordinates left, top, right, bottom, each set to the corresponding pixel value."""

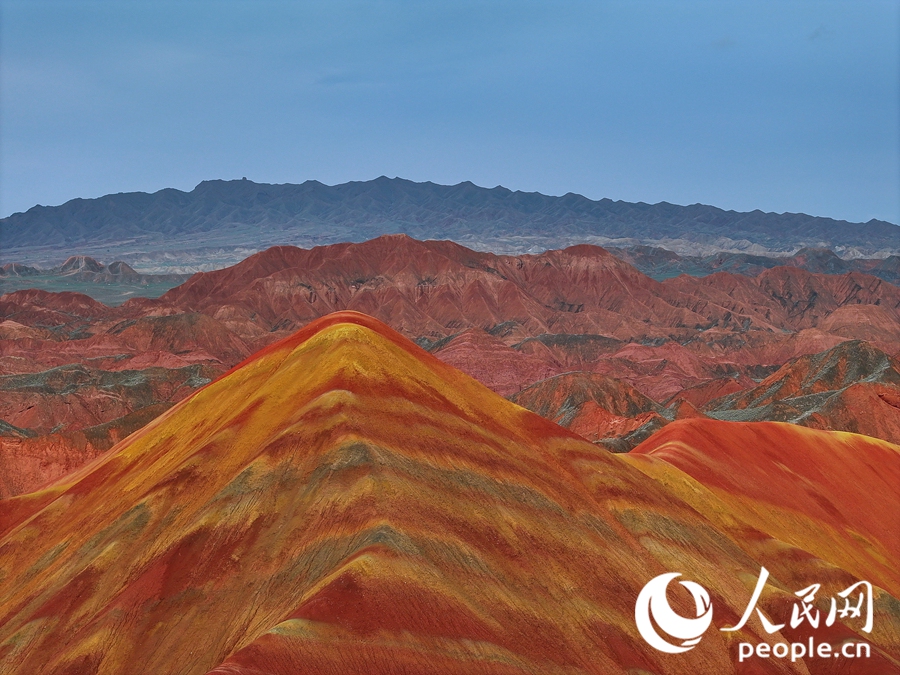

left=3, top=177, right=897, bottom=261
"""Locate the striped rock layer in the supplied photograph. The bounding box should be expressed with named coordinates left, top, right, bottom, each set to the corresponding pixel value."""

left=0, top=312, right=898, bottom=674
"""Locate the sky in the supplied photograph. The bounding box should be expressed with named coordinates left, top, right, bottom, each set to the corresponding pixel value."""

left=1, top=0, right=898, bottom=225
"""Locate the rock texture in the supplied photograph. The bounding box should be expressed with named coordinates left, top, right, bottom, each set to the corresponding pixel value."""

left=704, top=340, right=900, bottom=444
left=417, top=328, right=560, bottom=396
left=510, top=372, right=667, bottom=451
left=0, top=403, right=172, bottom=498
left=1, top=236, right=898, bottom=491
left=0, top=364, right=216, bottom=434
left=1, top=312, right=897, bottom=674
left=515, top=339, right=900, bottom=447
left=158, top=237, right=900, bottom=343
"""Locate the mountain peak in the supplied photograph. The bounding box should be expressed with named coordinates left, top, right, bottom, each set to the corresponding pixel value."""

left=0, top=310, right=619, bottom=672
left=57, top=255, right=103, bottom=273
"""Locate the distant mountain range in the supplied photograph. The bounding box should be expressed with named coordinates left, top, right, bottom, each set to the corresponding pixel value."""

left=2, top=177, right=897, bottom=271
left=0, top=255, right=185, bottom=283
left=0, top=256, right=190, bottom=306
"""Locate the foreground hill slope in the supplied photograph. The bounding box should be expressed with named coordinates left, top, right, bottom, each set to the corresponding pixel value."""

left=1, top=312, right=898, bottom=674
left=628, top=419, right=900, bottom=592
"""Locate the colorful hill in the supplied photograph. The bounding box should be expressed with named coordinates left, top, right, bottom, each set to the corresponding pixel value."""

left=627, top=418, right=900, bottom=599
left=1, top=312, right=898, bottom=674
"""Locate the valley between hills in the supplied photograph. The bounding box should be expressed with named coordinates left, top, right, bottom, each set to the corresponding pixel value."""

left=1, top=234, right=899, bottom=498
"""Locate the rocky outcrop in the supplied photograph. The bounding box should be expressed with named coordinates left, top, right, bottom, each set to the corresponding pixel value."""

left=510, top=371, right=668, bottom=451
left=0, top=364, right=216, bottom=434
left=705, top=341, right=900, bottom=443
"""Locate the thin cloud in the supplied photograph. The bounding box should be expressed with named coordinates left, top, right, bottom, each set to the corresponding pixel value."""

left=712, top=37, right=735, bottom=51
left=809, top=24, right=834, bottom=41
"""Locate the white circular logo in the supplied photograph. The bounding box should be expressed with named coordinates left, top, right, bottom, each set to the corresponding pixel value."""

left=635, top=573, right=713, bottom=653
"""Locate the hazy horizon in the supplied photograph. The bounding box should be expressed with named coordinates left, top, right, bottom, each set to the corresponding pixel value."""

left=2, top=1, right=898, bottom=224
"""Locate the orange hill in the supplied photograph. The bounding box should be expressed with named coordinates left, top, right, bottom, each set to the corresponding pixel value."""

left=0, top=312, right=898, bottom=674
left=627, top=419, right=900, bottom=594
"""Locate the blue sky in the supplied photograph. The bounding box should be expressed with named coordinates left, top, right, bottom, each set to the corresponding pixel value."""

left=2, top=0, right=898, bottom=224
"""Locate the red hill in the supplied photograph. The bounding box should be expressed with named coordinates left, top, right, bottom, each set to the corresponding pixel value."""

left=628, top=418, right=900, bottom=593
left=510, top=371, right=667, bottom=450
left=706, top=340, right=900, bottom=443
left=5, top=238, right=898, bottom=351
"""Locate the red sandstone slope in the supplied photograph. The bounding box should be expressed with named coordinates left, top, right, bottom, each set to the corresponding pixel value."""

left=0, top=363, right=217, bottom=434
left=663, top=267, right=900, bottom=349
left=2, top=312, right=898, bottom=674
left=628, top=418, right=900, bottom=593
left=716, top=340, right=900, bottom=407
left=669, top=376, right=752, bottom=408
left=421, top=328, right=561, bottom=395
left=494, top=337, right=900, bottom=450
left=510, top=371, right=667, bottom=450
left=0, top=288, right=109, bottom=325
left=160, top=235, right=900, bottom=344
left=158, top=236, right=693, bottom=341
left=0, top=403, right=171, bottom=499
left=705, top=340, right=900, bottom=443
